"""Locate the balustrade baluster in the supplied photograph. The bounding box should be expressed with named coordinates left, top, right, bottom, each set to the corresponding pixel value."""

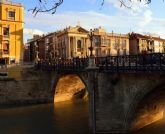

left=117, top=56, right=119, bottom=72
left=129, top=55, right=130, bottom=71
left=150, top=54, right=153, bottom=72
left=122, top=56, right=125, bottom=72
left=159, top=53, right=162, bottom=72
left=135, top=55, right=137, bottom=72
left=105, top=57, right=108, bottom=70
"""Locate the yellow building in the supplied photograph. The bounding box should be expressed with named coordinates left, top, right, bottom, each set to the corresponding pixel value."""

left=93, top=27, right=129, bottom=56
left=129, top=33, right=165, bottom=55
left=0, top=0, right=24, bottom=64
left=27, top=25, right=130, bottom=61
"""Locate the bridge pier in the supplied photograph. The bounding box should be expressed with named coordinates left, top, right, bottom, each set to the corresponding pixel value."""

left=85, top=57, right=99, bottom=133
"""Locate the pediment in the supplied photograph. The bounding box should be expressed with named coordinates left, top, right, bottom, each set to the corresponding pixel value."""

left=68, top=26, right=89, bottom=34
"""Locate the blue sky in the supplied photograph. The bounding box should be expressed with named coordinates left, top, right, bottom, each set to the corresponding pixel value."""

left=12, top=0, right=165, bottom=42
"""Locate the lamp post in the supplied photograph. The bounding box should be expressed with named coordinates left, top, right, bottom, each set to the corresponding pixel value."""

left=87, top=29, right=96, bottom=68
left=88, top=29, right=94, bottom=57
left=87, top=29, right=97, bottom=134
left=34, top=43, right=40, bottom=64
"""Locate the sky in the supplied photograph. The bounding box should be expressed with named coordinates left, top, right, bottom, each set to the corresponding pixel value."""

left=11, top=0, right=165, bottom=42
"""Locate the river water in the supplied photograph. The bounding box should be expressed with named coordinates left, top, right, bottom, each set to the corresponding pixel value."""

left=0, top=100, right=164, bottom=134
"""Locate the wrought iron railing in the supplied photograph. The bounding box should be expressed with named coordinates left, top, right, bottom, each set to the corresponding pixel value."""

left=36, top=53, right=165, bottom=73
left=95, top=53, right=165, bottom=73
left=36, top=58, right=89, bottom=72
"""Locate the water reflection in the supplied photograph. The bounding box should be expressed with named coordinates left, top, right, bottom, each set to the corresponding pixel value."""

left=135, top=119, right=165, bottom=134
left=0, top=101, right=164, bottom=134
left=0, top=100, right=89, bottom=134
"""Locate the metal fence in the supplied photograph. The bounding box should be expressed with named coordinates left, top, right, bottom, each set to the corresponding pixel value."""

left=36, top=53, right=165, bottom=73
left=36, top=58, right=89, bottom=72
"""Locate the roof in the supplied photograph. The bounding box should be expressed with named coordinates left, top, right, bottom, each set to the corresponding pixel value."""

left=94, top=32, right=129, bottom=38
left=0, top=0, right=23, bottom=7
left=27, top=26, right=89, bottom=43
left=56, top=26, right=89, bottom=36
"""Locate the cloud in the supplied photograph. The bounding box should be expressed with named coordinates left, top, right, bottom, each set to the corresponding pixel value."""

left=138, top=10, right=152, bottom=27
left=25, top=10, right=141, bottom=32
left=104, top=0, right=121, bottom=9
left=24, top=9, right=165, bottom=41
left=24, top=28, right=44, bottom=35
left=102, top=0, right=153, bottom=28
left=105, top=0, right=149, bottom=13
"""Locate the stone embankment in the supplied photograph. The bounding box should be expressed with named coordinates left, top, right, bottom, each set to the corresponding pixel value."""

left=0, top=65, right=88, bottom=105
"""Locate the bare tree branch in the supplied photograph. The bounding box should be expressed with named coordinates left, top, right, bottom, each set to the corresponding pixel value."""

left=28, top=0, right=63, bottom=16
left=29, top=0, right=163, bottom=16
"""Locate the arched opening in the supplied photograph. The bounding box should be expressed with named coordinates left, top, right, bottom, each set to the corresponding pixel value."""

left=52, top=74, right=90, bottom=133
left=54, top=74, right=88, bottom=103
left=131, top=87, right=165, bottom=131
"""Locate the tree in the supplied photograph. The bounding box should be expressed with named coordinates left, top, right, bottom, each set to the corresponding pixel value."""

left=30, top=0, right=155, bottom=15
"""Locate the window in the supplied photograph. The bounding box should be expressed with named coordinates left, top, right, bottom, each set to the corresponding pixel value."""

left=77, top=40, right=82, bottom=52
left=107, top=39, right=111, bottom=45
left=94, top=37, right=101, bottom=46
left=8, top=11, right=15, bottom=20
left=123, top=49, right=126, bottom=55
left=46, top=38, right=49, bottom=43
left=121, top=40, right=126, bottom=49
left=3, top=27, right=9, bottom=37
left=3, top=43, right=9, bottom=54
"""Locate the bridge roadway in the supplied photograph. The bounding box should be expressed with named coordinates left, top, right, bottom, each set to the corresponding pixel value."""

left=32, top=53, right=165, bottom=133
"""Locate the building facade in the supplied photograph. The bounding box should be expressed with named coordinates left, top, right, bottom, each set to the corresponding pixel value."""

left=0, top=0, right=24, bottom=64
left=26, top=25, right=131, bottom=62
left=93, top=27, right=129, bottom=56
left=129, top=33, right=165, bottom=55
left=152, top=37, right=165, bottom=53
left=54, top=26, right=89, bottom=58
left=27, top=25, right=90, bottom=61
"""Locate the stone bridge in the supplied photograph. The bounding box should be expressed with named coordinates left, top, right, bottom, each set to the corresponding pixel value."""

left=0, top=54, right=165, bottom=133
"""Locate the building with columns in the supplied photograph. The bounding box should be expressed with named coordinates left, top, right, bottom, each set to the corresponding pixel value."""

left=26, top=25, right=90, bottom=61
left=25, top=26, right=130, bottom=62
left=54, top=26, right=89, bottom=58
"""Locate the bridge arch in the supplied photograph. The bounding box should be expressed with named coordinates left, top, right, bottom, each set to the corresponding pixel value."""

left=127, top=84, right=165, bottom=131
left=50, top=72, right=89, bottom=103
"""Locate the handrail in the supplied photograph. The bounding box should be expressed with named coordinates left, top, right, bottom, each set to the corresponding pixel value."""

left=35, top=53, right=165, bottom=73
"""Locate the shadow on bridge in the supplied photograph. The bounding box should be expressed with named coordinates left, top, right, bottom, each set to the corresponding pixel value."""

left=130, top=85, right=165, bottom=132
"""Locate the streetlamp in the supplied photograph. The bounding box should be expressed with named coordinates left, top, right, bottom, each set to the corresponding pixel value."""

left=87, top=29, right=97, bottom=68
left=88, top=29, right=94, bottom=57
left=34, top=43, right=40, bottom=65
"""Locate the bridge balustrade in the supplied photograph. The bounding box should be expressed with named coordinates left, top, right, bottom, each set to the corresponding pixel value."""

left=36, top=58, right=89, bottom=72
left=36, top=53, right=165, bottom=73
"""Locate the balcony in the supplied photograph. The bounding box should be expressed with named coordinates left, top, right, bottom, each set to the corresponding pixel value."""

left=0, top=0, right=23, bottom=6
left=77, top=48, right=84, bottom=52
left=0, top=35, right=2, bottom=41
left=0, top=50, right=9, bottom=58
left=2, top=35, right=10, bottom=41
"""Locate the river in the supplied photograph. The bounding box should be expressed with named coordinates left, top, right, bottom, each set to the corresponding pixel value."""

left=0, top=100, right=164, bottom=134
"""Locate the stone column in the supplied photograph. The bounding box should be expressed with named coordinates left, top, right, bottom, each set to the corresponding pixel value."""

left=84, top=38, right=87, bottom=57
left=74, top=37, right=77, bottom=57
left=83, top=37, right=86, bottom=57
left=68, top=36, right=71, bottom=58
